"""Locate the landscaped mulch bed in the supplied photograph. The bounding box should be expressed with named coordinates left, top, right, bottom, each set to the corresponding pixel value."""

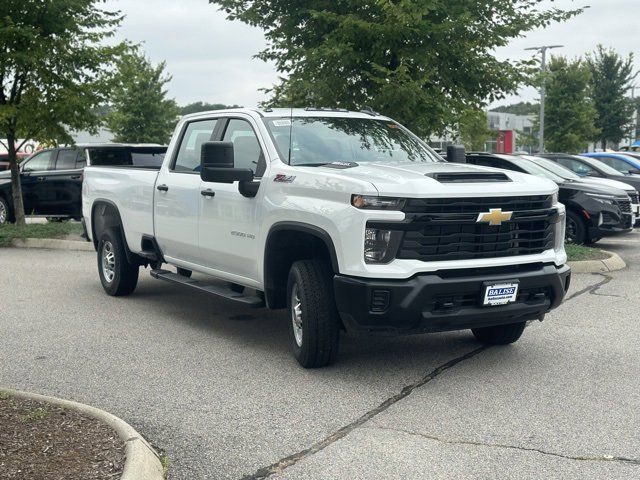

left=0, top=393, right=125, bottom=480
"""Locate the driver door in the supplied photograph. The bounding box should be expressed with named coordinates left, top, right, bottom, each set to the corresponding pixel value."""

left=20, top=150, right=56, bottom=215
left=197, top=116, right=268, bottom=283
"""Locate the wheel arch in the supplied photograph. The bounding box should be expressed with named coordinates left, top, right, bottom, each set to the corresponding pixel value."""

left=263, top=221, right=339, bottom=309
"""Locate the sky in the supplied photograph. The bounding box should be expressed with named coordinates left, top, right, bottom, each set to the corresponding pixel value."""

left=104, top=0, right=640, bottom=109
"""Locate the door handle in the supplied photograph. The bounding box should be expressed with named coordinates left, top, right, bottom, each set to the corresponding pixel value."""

left=70, top=175, right=81, bottom=180
left=157, top=184, right=169, bottom=192
left=200, top=189, right=215, bottom=198
left=36, top=176, right=46, bottom=182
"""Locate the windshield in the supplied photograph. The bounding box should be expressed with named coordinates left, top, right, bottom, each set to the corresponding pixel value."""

left=514, top=158, right=565, bottom=182
left=528, top=157, right=581, bottom=180
left=576, top=156, right=625, bottom=176
left=263, top=117, right=442, bottom=166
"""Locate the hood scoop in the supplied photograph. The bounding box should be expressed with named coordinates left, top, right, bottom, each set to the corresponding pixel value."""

left=427, top=171, right=511, bottom=183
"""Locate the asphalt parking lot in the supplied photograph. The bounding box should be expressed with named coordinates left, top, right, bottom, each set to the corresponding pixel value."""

left=1, top=234, right=639, bottom=480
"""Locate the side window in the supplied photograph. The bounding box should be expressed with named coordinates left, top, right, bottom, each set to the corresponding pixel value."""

left=22, top=150, right=54, bottom=172
left=55, top=149, right=79, bottom=170
left=76, top=150, right=87, bottom=169
left=173, top=119, right=218, bottom=172
left=558, top=158, right=594, bottom=176
left=222, top=119, right=265, bottom=177
left=599, top=157, right=631, bottom=172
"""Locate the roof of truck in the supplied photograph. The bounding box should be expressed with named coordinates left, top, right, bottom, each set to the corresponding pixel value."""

left=181, top=107, right=393, bottom=121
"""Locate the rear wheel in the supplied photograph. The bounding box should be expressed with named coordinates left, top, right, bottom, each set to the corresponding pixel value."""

left=287, top=259, right=340, bottom=368
left=472, top=321, right=526, bottom=345
left=565, top=210, right=587, bottom=245
left=97, top=228, right=139, bottom=296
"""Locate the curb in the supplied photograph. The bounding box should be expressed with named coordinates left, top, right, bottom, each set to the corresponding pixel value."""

left=10, top=237, right=94, bottom=251
left=1, top=388, right=165, bottom=480
left=567, top=250, right=626, bottom=273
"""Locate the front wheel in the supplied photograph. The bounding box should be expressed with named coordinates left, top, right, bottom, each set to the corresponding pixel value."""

left=287, top=259, right=340, bottom=368
left=565, top=210, right=587, bottom=245
left=472, top=321, right=526, bottom=345
left=97, top=228, right=139, bottom=296
left=0, top=196, right=12, bottom=225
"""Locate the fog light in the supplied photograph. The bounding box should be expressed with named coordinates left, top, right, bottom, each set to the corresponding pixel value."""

left=365, top=228, right=393, bottom=263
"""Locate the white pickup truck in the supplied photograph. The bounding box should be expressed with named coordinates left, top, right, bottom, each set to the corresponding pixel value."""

left=83, top=108, right=571, bottom=368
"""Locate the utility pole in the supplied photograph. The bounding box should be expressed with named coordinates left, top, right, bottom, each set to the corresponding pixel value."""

left=525, top=45, right=564, bottom=153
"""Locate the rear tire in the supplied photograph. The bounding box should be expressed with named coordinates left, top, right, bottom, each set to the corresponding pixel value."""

left=565, top=210, right=587, bottom=245
left=472, top=321, right=526, bottom=345
left=97, top=228, right=139, bottom=296
left=287, top=259, right=340, bottom=368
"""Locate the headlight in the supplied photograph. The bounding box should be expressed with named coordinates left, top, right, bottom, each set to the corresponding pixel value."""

left=551, top=191, right=559, bottom=204
left=364, top=228, right=400, bottom=263
left=352, top=194, right=405, bottom=210
left=585, top=193, right=616, bottom=204
left=554, top=206, right=566, bottom=252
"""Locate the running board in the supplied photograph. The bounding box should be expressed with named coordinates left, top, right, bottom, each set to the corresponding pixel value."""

left=150, top=269, right=265, bottom=308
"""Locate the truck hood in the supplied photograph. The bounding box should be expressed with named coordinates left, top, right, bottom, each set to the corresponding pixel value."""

left=575, top=177, right=636, bottom=194
left=316, top=161, right=558, bottom=197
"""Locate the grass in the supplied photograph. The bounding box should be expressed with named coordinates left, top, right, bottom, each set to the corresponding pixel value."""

left=0, top=222, right=84, bottom=247
left=565, top=243, right=609, bottom=261
left=20, top=407, right=51, bottom=423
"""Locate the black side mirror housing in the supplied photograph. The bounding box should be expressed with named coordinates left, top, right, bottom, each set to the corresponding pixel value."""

left=447, top=145, right=466, bottom=163
left=629, top=168, right=640, bottom=175
left=200, top=141, right=253, bottom=184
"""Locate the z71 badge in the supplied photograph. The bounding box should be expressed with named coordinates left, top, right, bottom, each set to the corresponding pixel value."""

left=274, top=174, right=296, bottom=183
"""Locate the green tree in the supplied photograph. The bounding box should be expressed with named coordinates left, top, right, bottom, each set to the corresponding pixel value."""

left=180, top=102, right=242, bottom=115
left=210, top=0, right=582, bottom=137
left=0, top=0, right=124, bottom=226
left=543, top=56, right=599, bottom=154
left=457, top=109, right=492, bottom=151
left=587, top=45, right=637, bottom=149
left=491, top=102, right=539, bottom=116
left=106, top=49, right=179, bottom=144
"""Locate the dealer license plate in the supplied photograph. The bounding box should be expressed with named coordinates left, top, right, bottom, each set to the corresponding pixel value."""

left=483, top=283, right=519, bottom=306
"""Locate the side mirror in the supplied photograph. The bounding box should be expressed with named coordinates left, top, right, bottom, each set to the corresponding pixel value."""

left=629, top=168, right=640, bottom=175
left=200, top=141, right=253, bottom=184
left=446, top=145, right=466, bottom=163
left=585, top=171, right=600, bottom=177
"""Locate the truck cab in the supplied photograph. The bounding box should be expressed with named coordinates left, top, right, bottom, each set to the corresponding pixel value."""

left=83, top=108, right=571, bottom=368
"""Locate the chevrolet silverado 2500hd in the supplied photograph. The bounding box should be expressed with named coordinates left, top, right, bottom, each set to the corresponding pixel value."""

left=83, top=108, right=571, bottom=368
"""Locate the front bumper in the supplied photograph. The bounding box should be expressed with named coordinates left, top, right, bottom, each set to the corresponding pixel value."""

left=334, top=263, right=571, bottom=334
left=588, top=212, right=634, bottom=238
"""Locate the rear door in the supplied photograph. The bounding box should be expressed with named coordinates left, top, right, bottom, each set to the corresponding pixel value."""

left=154, top=118, right=219, bottom=265
left=43, top=148, right=83, bottom=216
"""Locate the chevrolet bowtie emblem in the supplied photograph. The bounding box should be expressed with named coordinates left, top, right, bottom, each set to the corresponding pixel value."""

left=476, top=208, right=513, bottom=226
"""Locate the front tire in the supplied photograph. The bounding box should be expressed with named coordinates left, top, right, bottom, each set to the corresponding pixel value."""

left=97, top=228, right=139, bottom=296
left=0, top=196, right=12, bottom=225
left=287, top=259, right=340, bottom=368
left=472, top=321, right=526, bottom=345
left=566, top=210, right=587, bottom=245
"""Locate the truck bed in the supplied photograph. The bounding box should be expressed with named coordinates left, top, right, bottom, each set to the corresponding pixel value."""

left=83, top=166, right=158, bottom=252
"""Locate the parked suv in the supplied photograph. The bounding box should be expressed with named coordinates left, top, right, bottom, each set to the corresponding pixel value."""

left=465, top=153, right=633, bottom=244
left=0, top=144, right=166, bottom=224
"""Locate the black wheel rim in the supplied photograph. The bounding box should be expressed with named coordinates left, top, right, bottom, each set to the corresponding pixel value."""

left=566, top=217, right=578, bottom=243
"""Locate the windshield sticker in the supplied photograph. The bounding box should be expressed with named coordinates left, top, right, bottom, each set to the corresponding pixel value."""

left=272, top=119, right=292, bottom=127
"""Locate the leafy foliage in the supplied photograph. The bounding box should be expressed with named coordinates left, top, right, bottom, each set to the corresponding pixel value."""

left=457, top=109, right=493, bottom=151
left=106, top=49, right=180, bottom=144
left=180, top=102, right=242, bottom=115
left=491, top=102, right=539, bottom=116
left=544, top=56, right=599, bottom=154
left=210, top=0, right=581, bottom=137
left=0, top=0, right=125, bottom=225
left=587, top=45, right=637, bottom=149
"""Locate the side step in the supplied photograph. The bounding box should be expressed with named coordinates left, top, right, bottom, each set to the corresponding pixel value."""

left=150, top=269, right=265, bottom=308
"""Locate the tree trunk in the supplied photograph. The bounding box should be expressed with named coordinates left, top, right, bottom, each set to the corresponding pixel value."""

left=601, top=138, right=606, bottom=151
left=7, top=132, right=26, bottom=226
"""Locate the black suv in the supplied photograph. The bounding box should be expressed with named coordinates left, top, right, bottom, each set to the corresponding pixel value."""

left=0, top=144, right=166, bottom=224
left=465, top=153, right=634, bottom=244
